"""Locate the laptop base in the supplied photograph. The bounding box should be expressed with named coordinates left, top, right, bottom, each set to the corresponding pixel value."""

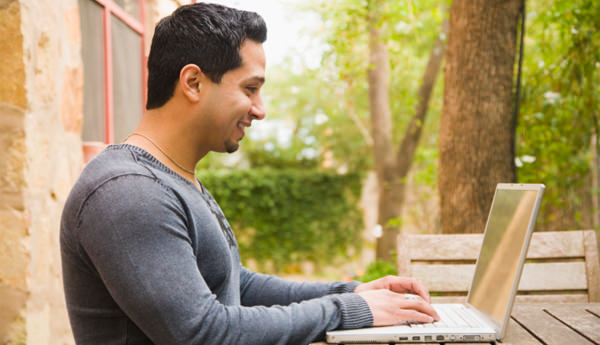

left=326, top=325, right=496, bottom=343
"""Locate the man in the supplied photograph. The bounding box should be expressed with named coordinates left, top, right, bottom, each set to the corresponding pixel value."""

left=60, top=3, right=439, bottom=344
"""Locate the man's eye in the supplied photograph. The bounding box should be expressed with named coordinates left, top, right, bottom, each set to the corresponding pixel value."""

left=246, top=87, right=258, bottom=93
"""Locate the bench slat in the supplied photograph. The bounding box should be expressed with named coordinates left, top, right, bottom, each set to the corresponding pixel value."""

left=412, top=262, right=588, bottom=292
left=404, top=231, right=585, bottom=261
left=527, top=231, right=584, bottom=258
left=520, top=262, right=587, bottom=290
left=431, top=294, right=589, bottom=304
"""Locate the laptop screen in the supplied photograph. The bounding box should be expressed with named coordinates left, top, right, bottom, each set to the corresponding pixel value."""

left=467, top=186, right=542, bottom=326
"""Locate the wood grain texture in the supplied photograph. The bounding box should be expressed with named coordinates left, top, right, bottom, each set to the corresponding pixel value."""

left=411, top=262, right=587, bottom=292
left=401, top=231, right=585, bottom=261
left=500, top=318, right=542, bottom=345
left=583, top=230, right=600, bottom=302
left=587, top=304, right=600, bottom=316
left=514, top=294, right=588, bottom=303
left=397, top=233, right=411, bottom=276
left=511, top=305, right=594, bottom=345
left=403, top=233, right=483, bottom=261
left=431, top=294, right=589, bottom=304
left=519, top=262, right=587, bottom=291
left=542, top=304, right=600, bottom=343
left=397, top=230, right=599, bottom=302
left=528, top=231, right=585, bottom=259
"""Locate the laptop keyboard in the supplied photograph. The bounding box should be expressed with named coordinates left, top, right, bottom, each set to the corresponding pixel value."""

left=410, top=304, right=487, bottom=329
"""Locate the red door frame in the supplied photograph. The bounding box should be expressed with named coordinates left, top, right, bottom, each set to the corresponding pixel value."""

left=92, top=0, right=146, bottom=144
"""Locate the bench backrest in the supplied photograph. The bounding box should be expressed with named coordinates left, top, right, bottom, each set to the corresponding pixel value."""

left=397, top=230, right=600, bottom=303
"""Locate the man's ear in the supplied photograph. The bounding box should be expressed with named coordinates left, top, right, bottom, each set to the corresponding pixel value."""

left=179, top=64, right=204, bottom=102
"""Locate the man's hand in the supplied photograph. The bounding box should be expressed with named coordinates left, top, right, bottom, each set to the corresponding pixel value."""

left=354, top=276, right=440, bottom=326
left=354, top=276, right=432, bottom=302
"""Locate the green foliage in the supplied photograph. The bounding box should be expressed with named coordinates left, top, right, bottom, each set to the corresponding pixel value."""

left=312, top=0, right=445, bottom=139
left=293, top=0, right=446, bottom=189
left=357, top=260, right=398, bottom=282
left=197, top=168, right=364, bottom=272
left=517, top=0, right=600, bottom=228
left=252, top=64, right=372, bottom=172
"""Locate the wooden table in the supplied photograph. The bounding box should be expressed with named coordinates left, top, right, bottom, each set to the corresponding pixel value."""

left=312, top=303, right=600, bottom=345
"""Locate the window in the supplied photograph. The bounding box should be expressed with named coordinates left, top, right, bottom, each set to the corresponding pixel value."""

left=79, top=0, right=146, bottom=148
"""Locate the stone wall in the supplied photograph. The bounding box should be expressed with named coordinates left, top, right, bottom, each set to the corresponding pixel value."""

left=0, top=0, right=82, bottom=343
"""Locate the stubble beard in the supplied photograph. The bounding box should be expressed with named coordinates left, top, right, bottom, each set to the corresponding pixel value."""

left=225, top=139, right=239, bottom=153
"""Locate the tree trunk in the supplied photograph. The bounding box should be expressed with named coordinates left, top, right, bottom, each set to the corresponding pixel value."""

left=368, top=1, right=447, bottom=260
left=367, top=1, right=396, bottom=261
left=439, top=0, right=520, bottom=234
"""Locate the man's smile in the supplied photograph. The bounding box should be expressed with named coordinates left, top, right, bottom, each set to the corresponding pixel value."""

left=237, top=121, right=251, bottom=138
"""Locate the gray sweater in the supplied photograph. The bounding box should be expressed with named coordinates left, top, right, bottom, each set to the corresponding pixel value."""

left=60, top=144, right=372, bottom=345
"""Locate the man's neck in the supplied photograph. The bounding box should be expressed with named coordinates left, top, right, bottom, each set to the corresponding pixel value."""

left=124, top=107, right=207, bottom=190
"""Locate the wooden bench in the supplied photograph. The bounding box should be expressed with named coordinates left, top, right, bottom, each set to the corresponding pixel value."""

left=397, top=230, right=600, bottom=303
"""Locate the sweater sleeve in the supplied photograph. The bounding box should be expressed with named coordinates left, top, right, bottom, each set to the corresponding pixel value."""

left=240, top=268, right=361, bottom=306
left=74, top=175, right=372, bottom=345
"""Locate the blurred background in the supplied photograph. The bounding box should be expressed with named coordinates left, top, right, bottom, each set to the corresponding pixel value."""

left=0, top=0, right=598, bottom=343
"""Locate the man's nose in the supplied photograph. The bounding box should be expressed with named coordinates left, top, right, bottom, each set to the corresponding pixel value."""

left=250, top=95, right=266, bottom=120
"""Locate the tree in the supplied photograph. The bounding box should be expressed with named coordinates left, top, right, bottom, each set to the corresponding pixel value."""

left=368, top=0, right=448, bottom=259
left=439, top=0, right=521, bottom=234
left=305, top=0, right=448, bottom=261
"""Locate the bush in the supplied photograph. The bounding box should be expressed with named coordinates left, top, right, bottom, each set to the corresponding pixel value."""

left=197, top=168, right=364, bottom=272
left=357, top=260, right=398, bottom=283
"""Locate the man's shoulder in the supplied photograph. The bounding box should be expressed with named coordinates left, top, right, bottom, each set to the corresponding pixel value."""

left=61, top=146, right=163, bottom=239
left=65, top=145, right=169, bottom=211
left=81, top=145, right=155, bottom=186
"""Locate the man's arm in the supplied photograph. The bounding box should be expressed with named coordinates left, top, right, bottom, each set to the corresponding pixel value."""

left=240, top=268, right=361, bottom=306
left=240, top=269, right=440, bottom=325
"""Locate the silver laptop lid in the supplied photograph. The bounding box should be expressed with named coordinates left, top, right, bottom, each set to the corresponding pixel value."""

left=466, top=183, right=545, bottom=339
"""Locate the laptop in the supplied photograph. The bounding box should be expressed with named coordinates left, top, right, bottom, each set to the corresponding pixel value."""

left=327, top=183, right=545, bottom=343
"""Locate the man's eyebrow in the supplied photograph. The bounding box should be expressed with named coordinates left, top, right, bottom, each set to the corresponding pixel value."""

left=248, top=76, right=265, bottom=84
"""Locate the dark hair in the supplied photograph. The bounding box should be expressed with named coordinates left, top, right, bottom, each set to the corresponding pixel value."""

left=146, top=3, right=267, bottom=109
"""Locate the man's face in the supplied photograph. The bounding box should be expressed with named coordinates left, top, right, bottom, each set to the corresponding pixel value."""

left=199, top=40, right=266, bottom=153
